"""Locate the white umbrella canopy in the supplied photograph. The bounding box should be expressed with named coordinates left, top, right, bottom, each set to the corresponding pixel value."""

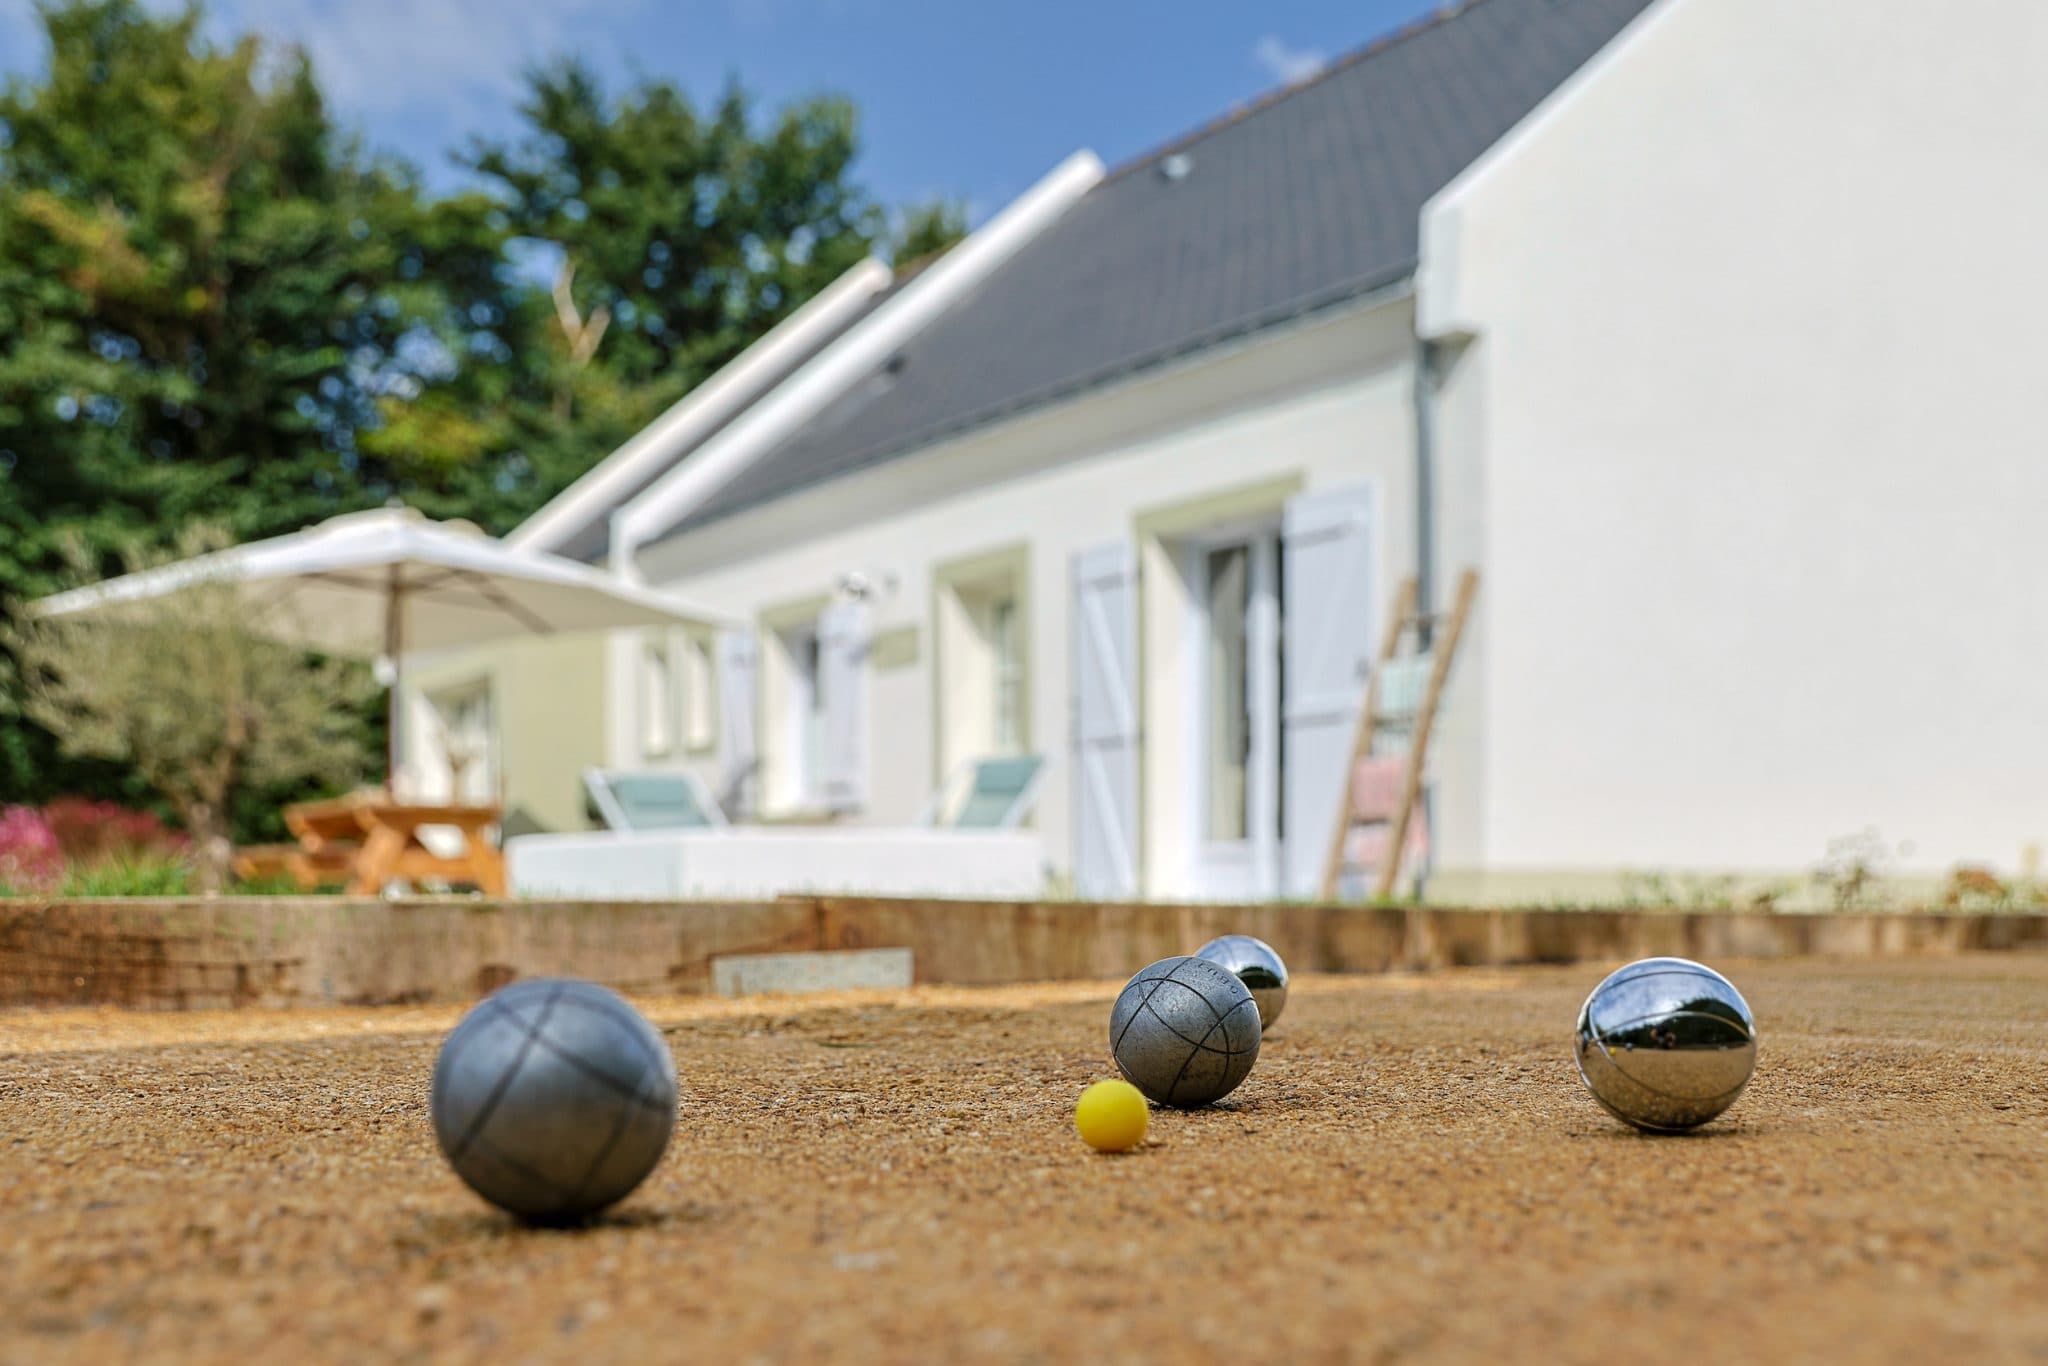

left=35, top=505, right=720, bottom=654
left=34, top=506, right=724, bottom=782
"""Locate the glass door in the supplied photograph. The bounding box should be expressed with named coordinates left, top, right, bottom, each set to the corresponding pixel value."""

left=1195, top=529, right=1282, bottom=897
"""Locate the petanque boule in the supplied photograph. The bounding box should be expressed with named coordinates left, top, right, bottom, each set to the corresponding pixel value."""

left=1194, top=933, right=1289, bottom=1029
left=1574, top=956, right=1757, bottom=1133
left=1109, top=955, right=1261, bottom=1108
left=431, top=977, right=678, bottom=1221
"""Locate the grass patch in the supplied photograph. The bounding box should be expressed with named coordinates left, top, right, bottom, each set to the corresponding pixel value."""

left=58, top=851, right=196, bottom=897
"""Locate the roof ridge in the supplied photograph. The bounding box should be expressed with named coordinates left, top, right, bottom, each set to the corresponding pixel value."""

left=1102, top=0, right=1502, bottom=185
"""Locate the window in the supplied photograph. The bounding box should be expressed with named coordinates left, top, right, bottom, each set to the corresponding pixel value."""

left=800, top=630, right=826, bottom=802
left=933, top=554, right=1030, bottom=781
left=773, top=622, right=826, bottom=807
left=429, top=682, right=497, bottom=804
left=760, top=602, right=869, bottom=814
left=990, top=595, right=1023, bottom=754
left=1204, top=545, right=1251, bottom=841
left=639, top=637, right=674, bottom=757
left=680, top=634, right=715, bottom=752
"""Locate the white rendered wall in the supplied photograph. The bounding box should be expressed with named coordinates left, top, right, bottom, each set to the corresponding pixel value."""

left=403, top=634, right=610, bottom=835
left=634, top=299, right=1419, bottom=892
left=1419, top=0, right=2048, bottom=885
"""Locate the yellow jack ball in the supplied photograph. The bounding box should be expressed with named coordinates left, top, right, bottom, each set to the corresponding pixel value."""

left=1074, top=1078, right=1149, bottom=1153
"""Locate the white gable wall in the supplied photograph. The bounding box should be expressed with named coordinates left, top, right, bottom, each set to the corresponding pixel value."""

left=631, top=296, right=1419, bottom=893
left=1420, top=0, right=2048, bottom=892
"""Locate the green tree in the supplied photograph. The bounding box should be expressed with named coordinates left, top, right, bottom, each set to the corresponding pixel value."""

left=0, top=0, right=499, bottom=802
left=9, top=529, right=374, bottom=891
left=0, top=1, right=954, bottom=821
left=462, top=60, right=883, bottom=508
left=0, top=1, right=512, bottom=558
left=889, top=198, right=970, bottom=266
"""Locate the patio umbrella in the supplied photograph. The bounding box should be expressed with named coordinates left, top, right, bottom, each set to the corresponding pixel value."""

left=34, top=505, right=722, bottom=781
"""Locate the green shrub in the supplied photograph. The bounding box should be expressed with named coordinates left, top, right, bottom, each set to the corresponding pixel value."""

left=229, top=872, right=319, bottom=896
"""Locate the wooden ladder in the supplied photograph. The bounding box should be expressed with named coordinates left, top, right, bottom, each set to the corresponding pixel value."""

left=1318, top=568, right=1480, bottom=900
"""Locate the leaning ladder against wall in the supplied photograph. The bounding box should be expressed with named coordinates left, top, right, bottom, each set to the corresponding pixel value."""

left=1319, top=569, right=1480, bottom=900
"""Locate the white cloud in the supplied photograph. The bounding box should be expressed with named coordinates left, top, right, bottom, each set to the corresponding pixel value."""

left=1252, top=35, right=1327, bottom=87
left=204, top=0, right=650, bottom=125
left=0, top=0, right=653, bottom=132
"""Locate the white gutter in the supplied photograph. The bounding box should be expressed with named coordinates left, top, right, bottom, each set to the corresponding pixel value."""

left=608, top=148, right=1107, bottom=576
left=508, top=257, right=894, bottom=555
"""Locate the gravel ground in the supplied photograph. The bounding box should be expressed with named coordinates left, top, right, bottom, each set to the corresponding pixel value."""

left=2, top=956, right=2045, bottom=1364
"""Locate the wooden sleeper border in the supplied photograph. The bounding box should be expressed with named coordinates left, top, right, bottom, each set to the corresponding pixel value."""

left=0, top=896, right=2042, bottom=1011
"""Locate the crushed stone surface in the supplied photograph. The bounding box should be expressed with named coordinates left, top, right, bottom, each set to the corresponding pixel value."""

left=1, top=957, right=2045, bottom=1364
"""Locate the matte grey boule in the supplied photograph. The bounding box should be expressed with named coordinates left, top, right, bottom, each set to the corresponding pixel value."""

left=1574, top=957, right=1758, bottom=1132
left=1109, top=956, right=1262, bottom=1108
left=1194, top=934, right=1290, bottom=1029
left=431, top=978, right=678, bottom=1221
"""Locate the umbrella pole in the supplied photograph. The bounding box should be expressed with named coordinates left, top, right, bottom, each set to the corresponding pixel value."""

left=385, top=567, right=403, bottom=796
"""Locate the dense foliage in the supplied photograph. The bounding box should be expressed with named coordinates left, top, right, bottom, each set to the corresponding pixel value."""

left=9, top=529, right=377, bottom=889
left=0, top=0, right=965, bottom=824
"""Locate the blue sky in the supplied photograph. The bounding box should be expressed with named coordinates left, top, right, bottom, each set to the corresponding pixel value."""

left=1, top=0, right=1442, bottom=217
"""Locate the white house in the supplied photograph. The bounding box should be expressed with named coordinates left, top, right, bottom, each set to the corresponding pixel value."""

left=410, top=0, right=2048, bottom=903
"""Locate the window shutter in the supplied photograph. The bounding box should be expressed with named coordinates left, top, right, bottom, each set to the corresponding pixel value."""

left=639, top=636, right=674, bottom=757
left=1280, top=484, right=1379, bottom=895
left=716, top=628, right=759, bottom=818
left=1070, top=542, right=1139, bottom=897
left=817, top=601, right=871, bottom=811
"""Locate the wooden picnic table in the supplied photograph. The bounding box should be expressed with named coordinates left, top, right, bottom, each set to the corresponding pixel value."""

left=281, top=793, right=505, bottom=896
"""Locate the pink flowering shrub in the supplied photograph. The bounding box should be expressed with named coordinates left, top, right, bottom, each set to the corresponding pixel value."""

left=0, top=805, right=63, bottom=893
left=41, top=797, right=186, bottom=862
left=0, top=799, right=188, bottom=894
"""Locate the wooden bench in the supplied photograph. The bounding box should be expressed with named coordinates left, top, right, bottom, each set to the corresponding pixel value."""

left=284, top=795, right=505, bottom=896
left=231, top=842, right=355, bottom=889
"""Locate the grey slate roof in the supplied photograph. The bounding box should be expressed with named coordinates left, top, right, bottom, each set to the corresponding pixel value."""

left=664, top=0, right=1658, bottom=540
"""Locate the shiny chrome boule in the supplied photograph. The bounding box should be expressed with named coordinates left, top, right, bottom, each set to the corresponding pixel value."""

left=1194, top=934, right=1289, bottom=1030
left=432, top=977, right=677, bottom=1221
left=1109, top=956, right=1261, bottom=1108
left=1574, top=957, right=1757, bottom=1133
